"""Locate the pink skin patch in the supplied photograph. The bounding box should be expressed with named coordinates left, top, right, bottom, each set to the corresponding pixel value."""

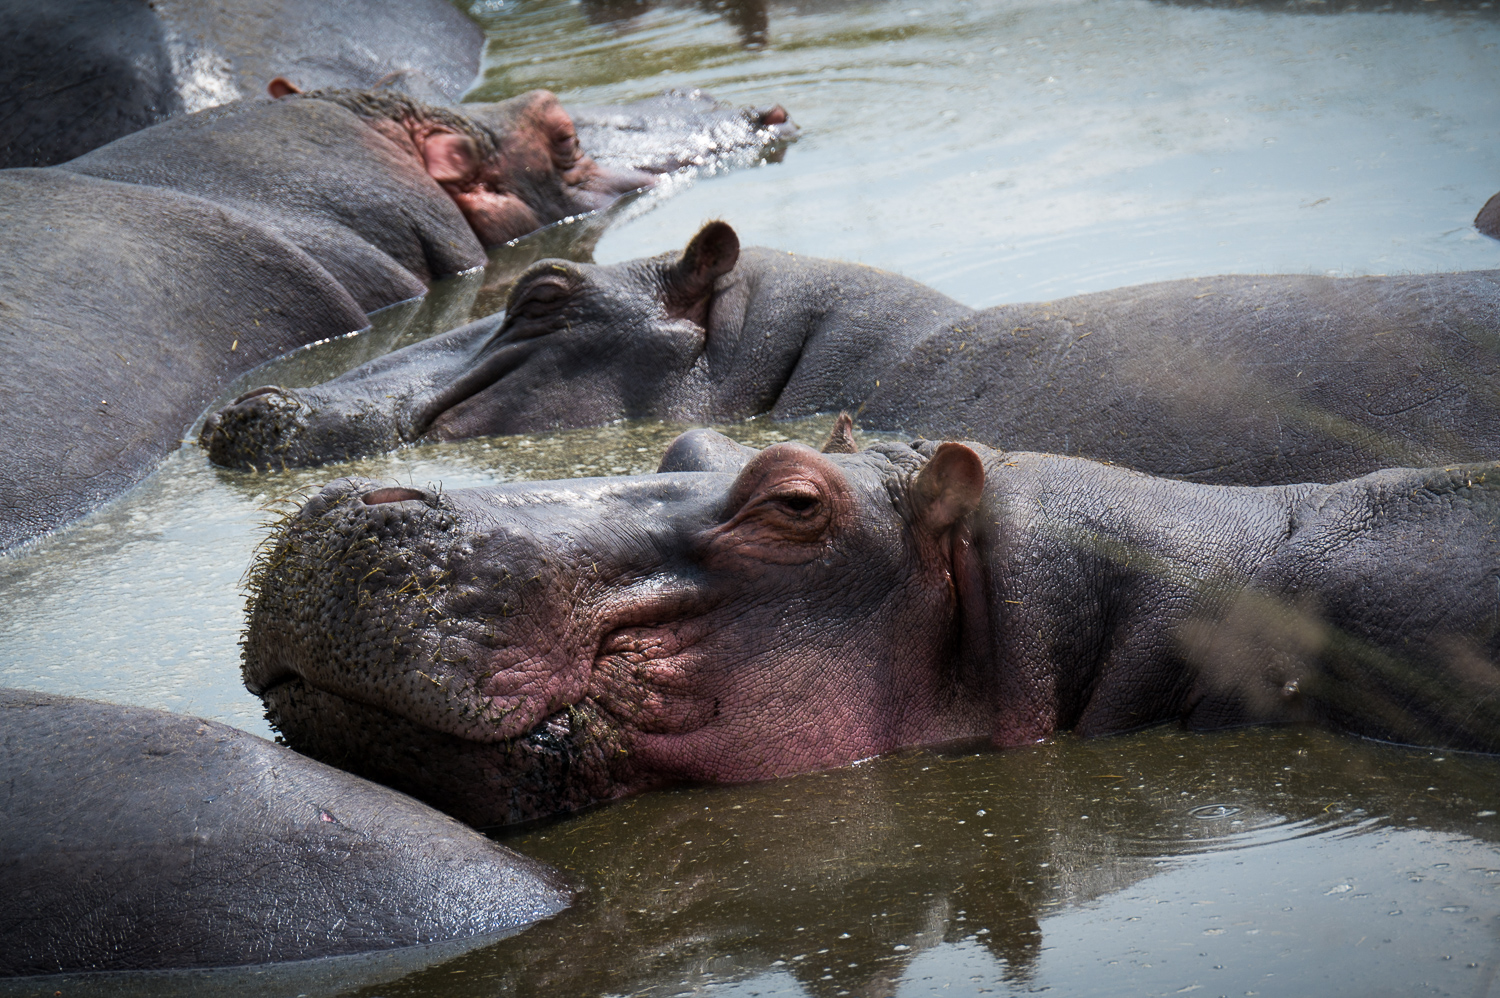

left=477, top=641, right=594, bottom=741
left=458, top=445, right=988, bottom=785
left=412, top=93, right=657, bottom=247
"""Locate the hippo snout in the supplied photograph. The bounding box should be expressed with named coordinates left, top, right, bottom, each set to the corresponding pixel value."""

left=199, top=386, right=309, bottom=470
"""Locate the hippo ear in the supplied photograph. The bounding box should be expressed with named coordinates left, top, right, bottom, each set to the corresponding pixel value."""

left=267, top=77, right=303, bottom=98
left=421, top=130, right=481, bottom=184
left=820, top=412, right=859, bottom=454
left=912, top=443, right=985, bottom=534
left=664, top=221, right=740, bottom=322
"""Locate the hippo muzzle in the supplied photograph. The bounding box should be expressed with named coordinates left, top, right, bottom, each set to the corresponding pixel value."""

left=243, top=472, right=729, bottom=824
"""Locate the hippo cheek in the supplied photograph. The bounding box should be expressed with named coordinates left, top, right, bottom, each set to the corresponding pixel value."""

left=447, top=187, right=545, bottom=247
left=476, top=643, right=597, bottom=741
left=589, top=625, right=722, bottom=738
left=586, top=623, right=872, bottom=783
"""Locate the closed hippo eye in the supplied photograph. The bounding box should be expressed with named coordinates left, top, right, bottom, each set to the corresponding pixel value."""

left=497, top=276, right=577, bottom=341
left=511, top=280, right=569, bottom=318
left=550, top=128, right=581, bottom=169
left=765, top=489, right=819, bottom=515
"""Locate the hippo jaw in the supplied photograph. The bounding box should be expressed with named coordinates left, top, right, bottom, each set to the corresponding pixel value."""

left=243, top=440, right=997, bottom=825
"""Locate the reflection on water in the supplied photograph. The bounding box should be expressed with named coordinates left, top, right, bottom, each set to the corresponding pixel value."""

left=378, top=727, right=1500, bottom=997
left=8, top=726, right=1499, bottom=997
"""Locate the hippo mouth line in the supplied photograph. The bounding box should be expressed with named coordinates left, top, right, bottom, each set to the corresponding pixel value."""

left=253, top=666, right=588, bottom=751
left=250, top=614, right=705, bottom=749
left=410, top=333, right=539, bottom=439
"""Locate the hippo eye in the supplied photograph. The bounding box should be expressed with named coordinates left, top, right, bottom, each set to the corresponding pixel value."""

left=507, top=279, right=572, bottom=323
left=553, top=131, right=580, bottom=165
left=762, top=488, right=822, bottom=519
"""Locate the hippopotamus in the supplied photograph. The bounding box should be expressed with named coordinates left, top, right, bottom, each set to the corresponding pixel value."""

left=1478, top=192, right=1500, bottom=240
left=240, top=421, right=1500, bottom=826
left=0, top=688, right=569, bottom=975
left=0, top=0, right=483, bottom=168
left=202, top=222, right=1500, bottom=486
left=0, top=98, right=794, bottom=551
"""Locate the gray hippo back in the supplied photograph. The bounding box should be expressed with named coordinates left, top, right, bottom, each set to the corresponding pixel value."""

left=0, top=688, right=570, bottom=975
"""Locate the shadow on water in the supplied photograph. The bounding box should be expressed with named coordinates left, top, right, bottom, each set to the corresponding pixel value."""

left=581, top=0, right=773, bottom=48
left=339, top=727, right=1500, bottom=997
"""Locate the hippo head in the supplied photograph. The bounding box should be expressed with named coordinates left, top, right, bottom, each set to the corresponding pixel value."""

left=1477, top=191, right=1500, bottom=241
left=202, top=221, right=757, bottom=469
left=242, top=423, right=997, bottom=826
left=279, top=85, right=658, bottom=246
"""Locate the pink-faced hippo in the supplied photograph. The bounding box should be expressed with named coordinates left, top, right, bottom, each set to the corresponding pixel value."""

left=0, top=0, right=484, bottom=169
left=203, top=221, right=1500, bottom=486
left=0, top=688, right=569, bottom=975
left=1, top=98, right=794, bottom=551
left=241, top=421, right=1500, bottom=826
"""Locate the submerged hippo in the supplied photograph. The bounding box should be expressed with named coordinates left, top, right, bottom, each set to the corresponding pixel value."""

left=0, top=0, right=483, bottom=168
left=1479, top=192, right=1500, bottom=240
left=0, top=688, right=569, bottom=975
left=204, top=222, right=1500, bottom=486
left=0, top=97, right=794, bottom=551
left=241, top=421, right=1500, bottom=826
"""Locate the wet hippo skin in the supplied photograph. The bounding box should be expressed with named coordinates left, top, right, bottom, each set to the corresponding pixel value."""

left=0, top=0, right=484, bottom=169
left=203, top=221, right=1500, bottom=486
left=241, top=422, right=1500, bottom=826
left=1478, top=191, right=1500, bottom=240
left=0, top=688, right=571, bottom=975
left=0, top=96, right=793, bottom=552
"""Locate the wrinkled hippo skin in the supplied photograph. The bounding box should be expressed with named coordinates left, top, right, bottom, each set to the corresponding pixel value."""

left=0, top=688, right=570, bottom=975
left=1, top=98, right=793, bottom=551
left=0, top=0, right=482, bottom=168
left=1478, top=191, right=1500, bottom=240
left=242, top=425, right=1500, bottom=826
left=204, top=222, right=1500, bottom=486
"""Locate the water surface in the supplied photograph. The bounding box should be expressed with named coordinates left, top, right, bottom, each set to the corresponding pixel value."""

left=2, top=0, right=1498, bottom=994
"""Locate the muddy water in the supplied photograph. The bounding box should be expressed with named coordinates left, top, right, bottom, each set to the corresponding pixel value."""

left=3, top=0, right=1500, bottom=994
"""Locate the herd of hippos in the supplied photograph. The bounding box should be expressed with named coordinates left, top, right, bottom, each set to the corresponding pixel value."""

left=2, top=0, right=1499, bottom=982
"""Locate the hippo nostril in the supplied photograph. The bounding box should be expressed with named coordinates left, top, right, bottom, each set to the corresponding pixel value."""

left=231, top=385, right=286, bottom=406
left=757, top=105, right=788, bottom=127
left=364, top=487, right=430, bottom=505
